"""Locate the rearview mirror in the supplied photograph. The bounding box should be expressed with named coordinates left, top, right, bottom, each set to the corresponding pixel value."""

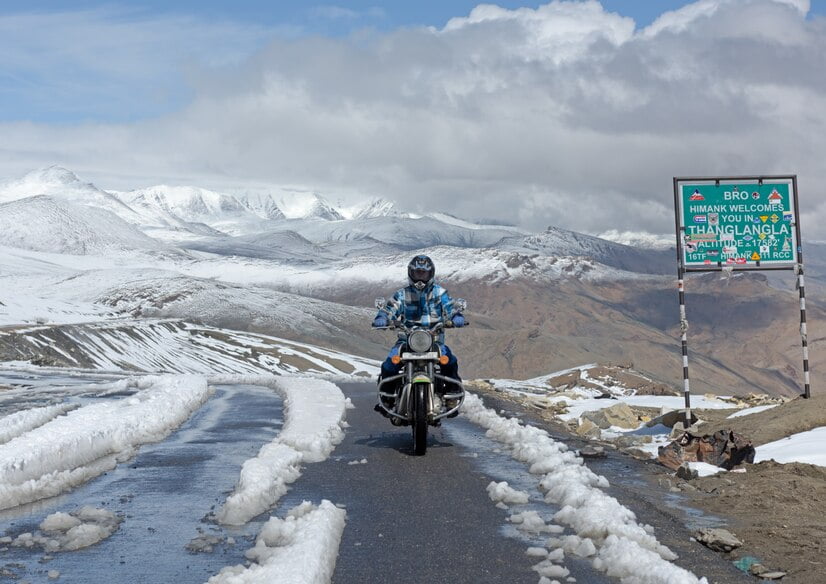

left=374, top=297, right=386, bottom=310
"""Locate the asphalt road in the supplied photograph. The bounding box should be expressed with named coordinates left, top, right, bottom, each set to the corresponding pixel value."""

left=281, top=381, right=593, bottom=584
left=0, top=376, right=754, bottom=584
left=281, top=382, right=754, bottom=584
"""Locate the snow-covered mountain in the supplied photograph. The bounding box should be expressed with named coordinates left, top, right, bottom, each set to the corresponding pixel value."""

left=0, top=164, right=819, bottom=399
left=276, top=191, right=344, bottom=221
left=498, top=227, right=674, bottom=275
left=341, top=198, right=403, bottom=220
left=119, top=185, right=269, bottom=237
left=234, top=191, right=286, bottom=220
left=0, top=166, right=143, bottom=224
left=596, top=229, right=673, bottom=251
left=260, top=215, right=525, bottom=250
left=0, top=196, right=168, bottom=255
left=183, top=230, right=334, bottom=263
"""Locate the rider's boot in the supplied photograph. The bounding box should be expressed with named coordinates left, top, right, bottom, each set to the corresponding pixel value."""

left=443, top=380, right=462, bottom=417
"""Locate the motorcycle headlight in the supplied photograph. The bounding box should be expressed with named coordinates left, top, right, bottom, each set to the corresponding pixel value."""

left=407, top=330, right=433, bottom=353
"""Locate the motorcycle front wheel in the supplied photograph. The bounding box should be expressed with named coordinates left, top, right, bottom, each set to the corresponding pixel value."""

left=412, top=383, right=428, bottom=455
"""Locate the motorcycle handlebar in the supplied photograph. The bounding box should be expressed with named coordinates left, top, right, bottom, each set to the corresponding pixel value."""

left=372, top=319, right=468, bottom=331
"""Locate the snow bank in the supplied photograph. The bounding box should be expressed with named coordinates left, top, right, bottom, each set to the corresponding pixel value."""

left=0, top=375, right=210, bottom=510
left=216, top=376, right=347, bottom=525
left=755, top=426, right=826, bottom=467
left=461, top=393, right=708, bottom=584
left=208, top=500, right=346, bottom=584
left=0, top=403, right=77, bottom=445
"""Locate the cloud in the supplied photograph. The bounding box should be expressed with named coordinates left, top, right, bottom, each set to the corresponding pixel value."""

left=2, top=0, right=826, bottom=238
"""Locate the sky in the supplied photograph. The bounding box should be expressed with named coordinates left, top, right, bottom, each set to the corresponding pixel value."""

left=1, top=0, right=825, bottom=237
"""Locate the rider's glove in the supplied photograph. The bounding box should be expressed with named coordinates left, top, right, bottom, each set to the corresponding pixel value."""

left=372, top=315, right=388, bottom=328
left=451, top=314, right=466, bottom=327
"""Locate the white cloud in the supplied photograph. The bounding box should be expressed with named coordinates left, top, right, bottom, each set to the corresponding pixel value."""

left=1, top=0, right=825, bottom=237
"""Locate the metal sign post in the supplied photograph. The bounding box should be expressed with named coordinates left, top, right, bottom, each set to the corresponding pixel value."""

left=673, top=176, right=808, bottom=424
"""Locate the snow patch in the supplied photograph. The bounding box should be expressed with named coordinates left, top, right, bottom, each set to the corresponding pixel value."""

left=486, top=480, right=530, bottom=505
left=727, top=404, right=779, bottom=418
left=208, top=500, right=346, bottom=584
left=755, top=426, right=826, bottom=467
left=10, top=506, right=121, bottom=552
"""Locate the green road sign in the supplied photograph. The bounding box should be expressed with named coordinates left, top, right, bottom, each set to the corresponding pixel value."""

left=675, top=179, right=799, bottom=269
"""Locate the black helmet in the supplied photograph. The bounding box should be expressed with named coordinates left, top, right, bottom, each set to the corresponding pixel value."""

left=407, top=255, right=435, bottom=290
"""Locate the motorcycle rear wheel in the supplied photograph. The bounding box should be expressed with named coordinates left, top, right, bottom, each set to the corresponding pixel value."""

left=412, top=384, right=428, bottom=455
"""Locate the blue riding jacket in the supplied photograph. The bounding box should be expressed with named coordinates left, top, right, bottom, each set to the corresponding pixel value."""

left=375, top=283, right=460, bottom=343
left=376, top=282, right=461, bottom=378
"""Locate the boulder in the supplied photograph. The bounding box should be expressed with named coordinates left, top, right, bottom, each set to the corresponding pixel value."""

left=658, top=429, right=755, bottom=471
left=646, top=409, right=698, bottom=429
left=575, top=418, right=601, bottom=440
left=676, top=463, right=699, bottom=481
left=694, top=528, right=743, bottom=553
left=582, top=402, right=639, bottom=430
left=579, top=446, right=606, bottom=459
left=547, top=370, right=581, bottom=390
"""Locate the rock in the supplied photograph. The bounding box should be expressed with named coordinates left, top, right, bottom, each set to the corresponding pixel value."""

left=694, top=528, right=743, bottom=552
left=613, top=435, right=645, bottom=448
left=546, top=370, right=581, bottom=390
left=622, top=448, right=653, bottom=460
left=582, top=402, right=639, bottom=430
left=658, top=478, right=673, bottom=489
left=678, top=482, right=697, bottom=492
left=658, top=429, right=755, bottom=471
left=676, top=463, right=699, bottom=481
left=579, top=446, right=606, bottom=459
left=647, top=409, right=698, bottom=430
left=757, top=572, right=787, bottom=580
left=635, top=382, right=679, bottom=396
left=575, top=418, right=601, bottom=440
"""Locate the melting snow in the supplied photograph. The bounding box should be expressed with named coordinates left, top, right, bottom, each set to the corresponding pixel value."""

left=461, top=393, right=709, bottom=584
left=0, top=375, right=210, bottom=510
left=215, top=376, right=347, bottom=526
left=208, top=500, right=346, bottom=584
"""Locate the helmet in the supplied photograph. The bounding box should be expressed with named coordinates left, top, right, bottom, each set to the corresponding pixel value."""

left=407, top=255, right=435, bottom=290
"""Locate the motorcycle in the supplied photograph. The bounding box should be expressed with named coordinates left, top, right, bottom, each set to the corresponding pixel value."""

left=373, top=297, right=467, bottom=455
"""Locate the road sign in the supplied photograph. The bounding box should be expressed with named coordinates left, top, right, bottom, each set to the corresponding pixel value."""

left=671, top=175, right=810, bottom=408
left=675, top=178, right=799, bottom=270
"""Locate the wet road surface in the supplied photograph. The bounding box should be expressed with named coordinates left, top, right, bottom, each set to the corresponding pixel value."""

left=0, top=375, right=754, bottom=584
left=0, top=383, right=284, bottom=583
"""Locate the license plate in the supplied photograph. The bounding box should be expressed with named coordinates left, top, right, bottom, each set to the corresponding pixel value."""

left=401, top=352, right=438, bottom=360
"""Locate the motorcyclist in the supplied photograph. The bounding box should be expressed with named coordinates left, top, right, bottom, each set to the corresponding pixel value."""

left=372, top=254, right=465, bottom=412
